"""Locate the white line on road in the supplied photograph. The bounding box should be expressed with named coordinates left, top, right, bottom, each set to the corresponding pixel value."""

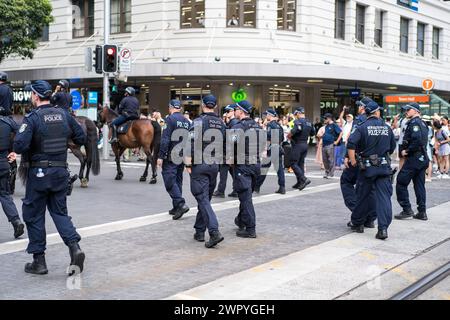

left=0, top=183, right=339, bottom=256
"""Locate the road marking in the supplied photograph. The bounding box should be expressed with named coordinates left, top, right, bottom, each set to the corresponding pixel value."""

left=0, top=183, right=339, bottom=256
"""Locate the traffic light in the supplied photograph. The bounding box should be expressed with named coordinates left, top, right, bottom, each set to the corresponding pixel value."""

left=103, top=44, right=118, bottom=73
left=94, top=45, right=103, bottom=74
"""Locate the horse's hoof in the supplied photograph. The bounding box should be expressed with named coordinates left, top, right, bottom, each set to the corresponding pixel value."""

left=149, top=178, right=157, bottom=184
left=115, top=175, right=123, bottom=180
left=80, top=178, right=89, bottom=188
left=140, top=176, right=147, bottom=182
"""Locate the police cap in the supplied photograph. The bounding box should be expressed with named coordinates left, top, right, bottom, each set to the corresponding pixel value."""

left=25, top=80, right=53, bottom=99
left=293, top=107, right=305, bottom=115
left=402, top=102, right=421, bottom=113
left=365, top=101, right=381, bottom=114
left=263, top=109, right=277, bottom=117
left=202, top=94, right=217, bottom=108
left=169, top=99, right=181, bottom=109
left=235, top=100, right=252, bottom=114
left=0, top=71, right=8, bottom=82
left=356, top=97, right=374, bottom=108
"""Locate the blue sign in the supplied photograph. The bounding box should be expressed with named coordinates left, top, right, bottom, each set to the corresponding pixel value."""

left=71, top=90, right=82, bottom=110
left=334, top=89, right=361, bottom=98
left=88, top=91, right=98, bottom=105
left=397, top=0, right=419, bottom=12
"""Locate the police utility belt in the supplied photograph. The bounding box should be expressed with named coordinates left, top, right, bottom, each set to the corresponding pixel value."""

left=25, top=161, right=68, bottom=168
left=358, top=154, right=390, bottom=170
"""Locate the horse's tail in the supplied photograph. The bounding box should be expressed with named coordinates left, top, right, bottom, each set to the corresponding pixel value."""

left=86, top=119, right=100, bottom=175
left=150, top=120, right=161, bottom=155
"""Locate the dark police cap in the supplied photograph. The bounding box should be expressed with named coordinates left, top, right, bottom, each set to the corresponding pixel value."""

left=293, top=106, right=305, bottom=115
left=323, top=113, right=333, bottom=119
left=365, top=101, right=381, bottom=114
left=224, top=104, right=235, bottom=112
left=263, top=109, right=277, bottom=117
left=235, top=100, right=252, bottom=113
left=0, top=71, right=8, bottom=82
left=202, top=94, right=217, bottom=107
left=25, top=80, right=53, bottom=99
left=356, top=97, right=374, bottom=107
left=169, top=99, right=181, bottom=108
left=402, top=102, right=421, bottom=113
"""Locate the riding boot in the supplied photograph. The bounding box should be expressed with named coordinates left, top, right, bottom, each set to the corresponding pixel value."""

left=109, top=125, right=118, bottom=143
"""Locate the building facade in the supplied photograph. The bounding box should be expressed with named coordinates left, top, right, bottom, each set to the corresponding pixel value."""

left=1, top=0, right=450, bottom=119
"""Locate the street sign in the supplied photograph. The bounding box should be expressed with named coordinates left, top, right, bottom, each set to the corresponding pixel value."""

left=422, top=78, right=434, bottom=91
left=88, top=91, right=98, bottom=105
left=71, top=90, right=82, bottom=110
left=119, top=47, right=132, bottom=72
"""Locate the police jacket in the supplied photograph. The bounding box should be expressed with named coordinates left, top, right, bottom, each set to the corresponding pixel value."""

left=0, top=83, right=13, bottom=115
left=401, top=116, right=428, bottom=157
left=13, top=104, right=86, bottom=163
left=158, top=111, right=190, bottom=160
left=51, top=92, right=73, bottom=111
left=290, top=118, right=315, bottom=144
left=227, top=117, right=239, bottom=129
left=266, top=120, right=284, bottom=146
left=118, top=96, right=140, bottom=118
left=230, top=117, right=261, bottom=165
left=0, top=116, right=18, bottom=171
left=189, top=112, right=226, bottom=165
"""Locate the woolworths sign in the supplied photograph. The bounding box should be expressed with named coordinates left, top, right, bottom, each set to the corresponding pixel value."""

left=13, top=90, right=32, bottom=103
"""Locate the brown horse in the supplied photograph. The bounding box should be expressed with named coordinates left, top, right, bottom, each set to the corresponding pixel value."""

left=98, top=106, right=160, bottom=183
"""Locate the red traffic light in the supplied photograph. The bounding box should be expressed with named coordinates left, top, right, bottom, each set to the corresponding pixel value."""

left=107, top=48, right=115, bottom=55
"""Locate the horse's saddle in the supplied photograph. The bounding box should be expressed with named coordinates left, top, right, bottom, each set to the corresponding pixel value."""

left=117, top=120, right=134, bottom=134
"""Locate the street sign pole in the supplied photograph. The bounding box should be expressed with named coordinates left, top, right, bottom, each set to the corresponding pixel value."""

left=103, top=0, right=111, bottom=160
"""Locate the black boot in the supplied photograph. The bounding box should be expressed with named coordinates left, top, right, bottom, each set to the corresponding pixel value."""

left=413, top=211, right=428, bottom=221
left=205, top=231, right=224, bottom=248
left=347, top=221, right=364, bottom=233
left=394, top=208, right=414, bottom=220
left=275, top=186, right=286, bottom=194
left=172, top=204, right=190, bottom=220
left=12, top=219, right=24, bottom=239
left=292, top=182, right=301, bottom=189
left=25, top=253, right=48, bottom=275
left=234, top=216, right=245, bottom=230
left=194, top=231, right=205, bottom=242
left=109, top=125, right=118, bottom=143
left=297, top=179, right=311, bottom=191
left=212, top=191, right=225, bottom=198
left=169, top=207, right=176, bottom=215
left=375, top=229, right=388, bottom=240
left=364, top=221, right=376, bottom=228
left=68, top=242, right=85, bottom=275
left=236, top=229, right=257, bottom=238
left=253, top=186, right=260, bottom=194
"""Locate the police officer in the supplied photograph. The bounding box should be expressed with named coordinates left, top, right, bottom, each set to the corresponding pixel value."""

left=51, top=80, right=72, bottom=113
left=213, top=104, right=238, bottom=198
left=109, top=87, right=139, bottom=143
left=395, top=102, right=429, bottom=221
left=157, top=99, right=190, bottom=220
left=0, top=71, right=13, bottom=116
left=347, top=101, right=396, bottom=240
left=255, top=108, right=286, bottom=194
left=341, top=97, right=377, bottom=228
left=289, top=107, right=315, bottom=191
left=14, top=81, right=87, bottom=275
left=186, top=95, right=226, bottom=248
left=230, top=100, right=261, bottom=238
left=0, top=113, right=24, bottom=239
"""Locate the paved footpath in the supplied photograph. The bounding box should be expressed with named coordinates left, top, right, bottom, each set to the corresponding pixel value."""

left=0, top=154, right=448, bottom=299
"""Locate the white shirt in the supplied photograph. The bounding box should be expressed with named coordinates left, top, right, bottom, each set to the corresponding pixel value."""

left=398, top=117, right=409, bottom=145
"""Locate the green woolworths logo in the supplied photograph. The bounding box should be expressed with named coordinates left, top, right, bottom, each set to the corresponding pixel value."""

left=232, top=89, right=247, bottom=102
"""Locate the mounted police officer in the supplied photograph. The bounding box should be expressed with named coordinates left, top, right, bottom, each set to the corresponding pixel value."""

left=51, top=80, right=72, bottom=113
left=255, top=108, right=285, bottom=194
left=186, top=94, right=226, bottom=248
left=158, top=99, right=190, bottom=220
left=289, top=107, right=315, bottom=191
left=0, top=71, right=13, bottom=116
left=347, top=101, right=396, bottom=240
left=0, top=110, right=24, bottom=239
left=109, top=87, right=139, bottom=143
left=229, top=100, right=261, bottom=238
left=13, top=80, right=87, bottom=275
left=395, top=102, right=429, bottom=221
left=341, top=97, right=377, bottom=228
left=213, top=104, right=238, bottom=198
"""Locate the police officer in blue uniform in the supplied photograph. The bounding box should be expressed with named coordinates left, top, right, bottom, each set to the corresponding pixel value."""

left=395, top=102, right=429, bottom=221
left=0, top=113, right=24, bottom=239
left=158, top=99, right=191, bottom=220
left=51, top=80, right=72, bottom=113
left=255, top=108, right=285, bottom=194
left=186, top=95, right=226, bottom=248
left=14, top=81, right=87, bottom=275
left=0, top=71, right=13, bottom=116
left=289, top=107, right=315, bottom=191
left=109, top=87, right=140, bottom=143
left=213, top=104, right=238, bottom=198
left=341, top=97, right=377, bottom=228
left=347, top=101, right=396, bottom=240
left=230, top=100, right=261, bottom=238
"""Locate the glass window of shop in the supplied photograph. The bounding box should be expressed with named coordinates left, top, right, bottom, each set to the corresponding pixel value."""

left=40, top=25, right=49, bottom=42
left=181, top=0, right=205, bottom=29
left=355, top=4, right=365, bottom=43
left=432, top=27, right=440, bottom=59
left=277, top=0, right=296, bottom=31
left=111, top=0, right=131, bottom=34
left=400, top=17, right=409, bottom=53
left=374, top=9, right=383, bottom=47
left=170, top=85, right=211, bottom=118
left=72, top=0, right=94, bottom=38
left=335, top=0, right=345, bottom=40
left=417, top=22, right=425, bottom=56
left=227, top=0, right=257, bottom=28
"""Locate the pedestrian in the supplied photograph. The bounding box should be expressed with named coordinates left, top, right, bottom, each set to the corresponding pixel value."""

left=347, top=101, right=396, bottom=240
left=185, top=94, right=226, bottom=248
left=392, top=111, right=409, bottom=170
left=321, top=113, right=342, bottom=178
left=0, top=71, right=13, bottom=116
left=13, top=80, right=87, bottom=275
left=109, top=87, right=140, bottom=143
left=157, top=99, right=191, bottom=220
left=395, top=103, right=429, bottom=221
left=433, top=119, right=450, bottom=179
left=51, top=80, right=72, bottom=114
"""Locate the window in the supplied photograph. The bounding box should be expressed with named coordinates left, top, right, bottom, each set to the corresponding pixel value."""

left=400, top=17, right=409, bottom=53
left=432, top=27, right=440, bottom=59
left=335, top=0, right=345, bottom=39
left=417, top=22, right=425, bottom=56
left=374, top=9, right=383, bottom=47
left=111, top=0, right=131, bottom=34
left=355, top=4, right=365, bottom=43
left=227, top=0, right=257, bottom=28
left=72, top=0, right=94, bottom=38
left=40, top=25, right=49, bottom=42
left=277, top=0, right=296, bottom=31
left=181, top=0, right=205, bottom=29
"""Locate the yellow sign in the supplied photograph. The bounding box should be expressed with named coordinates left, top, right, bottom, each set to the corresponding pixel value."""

left=422, top=78, right=434, bottom=91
